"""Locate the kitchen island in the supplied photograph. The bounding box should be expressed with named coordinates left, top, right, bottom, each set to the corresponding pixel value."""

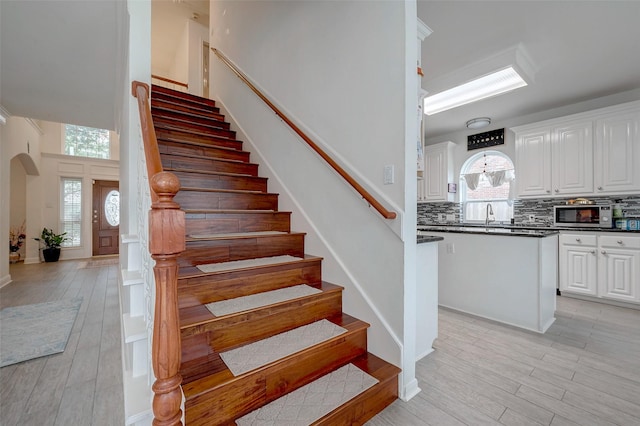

left=419, top=226, right=559, bottom=333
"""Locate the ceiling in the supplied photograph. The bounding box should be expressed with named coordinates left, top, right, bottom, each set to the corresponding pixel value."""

left=0, top=0, right=127, bottom=130
left=417, top=1, right=640, bottom=141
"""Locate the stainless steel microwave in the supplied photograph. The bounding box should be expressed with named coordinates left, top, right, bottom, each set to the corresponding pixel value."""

left=553, top=204, right=613, bottom=228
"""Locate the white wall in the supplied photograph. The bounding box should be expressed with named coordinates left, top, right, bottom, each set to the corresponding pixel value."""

left=168, top=19, right=208, bottom=96
left=9, top=157, right=27, bottom=258
left=210, top=0, right=419, bottom=397
left=0, top=116, right=43, bottom=283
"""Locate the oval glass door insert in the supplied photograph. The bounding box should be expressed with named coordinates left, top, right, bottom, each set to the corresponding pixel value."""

left=104, top=190, right=120, bottom=226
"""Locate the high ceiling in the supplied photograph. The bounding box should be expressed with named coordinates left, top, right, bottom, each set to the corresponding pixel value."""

left=0, top=0, right=127, bottom=130
left=417, top=1, right=640, bottom=140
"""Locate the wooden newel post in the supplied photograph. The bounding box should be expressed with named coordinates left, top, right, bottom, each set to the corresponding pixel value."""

left=149, top=171, right=186, bottom=426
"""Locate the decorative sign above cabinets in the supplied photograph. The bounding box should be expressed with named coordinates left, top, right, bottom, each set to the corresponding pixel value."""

left=468, top=128, right=505, bottom=151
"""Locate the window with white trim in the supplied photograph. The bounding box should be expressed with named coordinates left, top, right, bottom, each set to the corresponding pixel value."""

left=60, top=178, right=82, bottom=247
left=460, top=151, right=515, bottom=223
left=64, top=124, right=110, bottom=159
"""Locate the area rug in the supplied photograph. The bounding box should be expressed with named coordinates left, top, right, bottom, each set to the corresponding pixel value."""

left=0, top=298, right=82, bottom=367
left=236, top=363, right=378, bottom=425
left=205, top=284, right=321, bottom=317
left=220, top=319, right=347, bottom=376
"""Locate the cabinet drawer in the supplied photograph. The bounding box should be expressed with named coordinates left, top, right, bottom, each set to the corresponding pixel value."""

left=560, top=234, right=597, bottom=246
left=599, top=235, right=640, bottom=249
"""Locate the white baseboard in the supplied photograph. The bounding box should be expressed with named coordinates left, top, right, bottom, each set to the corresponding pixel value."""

left=0, top=274, right=12, bottom=289
left=400, top=378, right=421, bottom=402
left=24, top=257, right=40, bottom=264
left=415, top=347, right=434, bottom=362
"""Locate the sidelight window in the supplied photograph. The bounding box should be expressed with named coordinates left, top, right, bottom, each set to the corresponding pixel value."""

left=60, top=178, right=82, bottom=247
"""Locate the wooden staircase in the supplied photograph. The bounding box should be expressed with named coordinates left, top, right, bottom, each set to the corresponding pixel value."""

left=150, top=84, right=400, bottom=425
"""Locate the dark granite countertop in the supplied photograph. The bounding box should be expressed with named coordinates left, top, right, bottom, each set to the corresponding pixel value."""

left=417, top=225, right=559, bottom=238
left=418, top=223, right=640, bottom=233
left=416, top=235, right=444, bottom=244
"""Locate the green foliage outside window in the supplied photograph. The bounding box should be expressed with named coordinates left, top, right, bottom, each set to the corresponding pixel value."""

left=64, top=125, right=110, bottom=159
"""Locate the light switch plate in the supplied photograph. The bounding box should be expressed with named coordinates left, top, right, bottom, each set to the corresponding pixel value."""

left=383, top=165, right=395, bottom=185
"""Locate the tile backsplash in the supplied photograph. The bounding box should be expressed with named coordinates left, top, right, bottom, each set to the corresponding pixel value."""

left=418, top=195, right=640, bottom=225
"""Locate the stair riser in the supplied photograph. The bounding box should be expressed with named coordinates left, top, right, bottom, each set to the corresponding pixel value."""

left=151, top=85, right=217, bottom=108
left=174, top=191, right=278, bottom=211
left=152, top=108, right=231, bottom=130
left=186, top=212, right=291, bottom=234
left=181, top=289, right=343, bottom=345
left=158, top=140, right=250, bottom=162
left=180, top=234, right=305, bottom=266
left=151, top=98, right=223, bottom=119
left=173, top=173, right=267, bottom=193
left=184, top=329, right=366, bottom=426
left=161, top=155, right=258, bottom=176
left=156, top=128, right=243, bottom=150
left=315, top=374, right=399, bottom=425
left=154, top=117, right=236, bottom=139
left=178, top=260, right=323, bottom=309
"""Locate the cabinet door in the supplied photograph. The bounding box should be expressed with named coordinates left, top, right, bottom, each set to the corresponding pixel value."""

left=594, top=109, right=640, bottom=194
left=515, top=128, right=551, bottom=197
left=560, top=244, right=597, bottom=296
left=424, top=143, right=452, bottom=202
left=598, top=247, right=640, bottom=302
left=552, top=121, right=593, bottom=195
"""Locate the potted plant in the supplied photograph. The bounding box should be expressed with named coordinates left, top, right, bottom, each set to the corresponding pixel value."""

left=33, top=228, right=69, bottom=262
left=9, top=222, right=26, bottom=263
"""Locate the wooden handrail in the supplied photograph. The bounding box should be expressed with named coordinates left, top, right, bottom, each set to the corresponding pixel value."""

left=131, top=81, right=185, bottom=426
left=212, top=48, right=397, bottom=220
left=151, top=74, right=189, bottom=89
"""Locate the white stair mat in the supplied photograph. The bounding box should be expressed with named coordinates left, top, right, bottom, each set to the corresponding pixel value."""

left=189, top=231, right=287, bottom=239
left=196, top=255, right=301, bottom=274
left=206, top=284, right=322, bottom=317
left=220, top=319, right=347, bottom=376
left=236, top=363, right=378, bottom=425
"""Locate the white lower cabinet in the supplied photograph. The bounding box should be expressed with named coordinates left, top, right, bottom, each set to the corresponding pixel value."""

left=560, top=232, right=640, bottom=304
left=559, top=234, right=597, bottom=296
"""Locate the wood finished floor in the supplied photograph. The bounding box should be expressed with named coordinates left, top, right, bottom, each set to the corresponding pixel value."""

left=368, top=296, right=640, bottom=426
left=1, top=259, right=123, bottom=426
left=3, top=260, right=640, bottom=426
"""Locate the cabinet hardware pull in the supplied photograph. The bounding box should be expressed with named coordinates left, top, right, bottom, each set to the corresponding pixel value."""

left=590, top=250, right=596, bottom=255
left=575, top=238, right=581, bottom=242
left=601, top=250, right=607, bottom=255
left=617, top=240, right=623, bottom=245
left=598, top=186, right=603, bottom=190
left=554, top=189, right=559, bottom=193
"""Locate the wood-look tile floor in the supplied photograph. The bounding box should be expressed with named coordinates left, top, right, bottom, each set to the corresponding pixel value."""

left=368, top=296, right=640, bottom=426
left=1, top=259, right=123, bottom=426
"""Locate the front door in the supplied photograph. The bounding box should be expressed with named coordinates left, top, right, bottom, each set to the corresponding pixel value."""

left=92, top=180, right=120, bottom=256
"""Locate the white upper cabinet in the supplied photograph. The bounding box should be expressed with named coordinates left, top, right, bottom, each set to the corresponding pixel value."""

left=422, top=141, right=454, bottom=202
left=594, top=109, right=640, bottom=194
left=514, top=100, right=640, bottom=199
left=551, top=120, right=594, bottom=195
left=515, top=128, right=551, bottom=197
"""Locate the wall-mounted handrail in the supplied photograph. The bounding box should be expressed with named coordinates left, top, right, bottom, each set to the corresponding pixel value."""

left=212, top=48, right=397, bottom=220
left=131, top=81, right=185, bottom=426
left=151, top=74, right=189, bottom=89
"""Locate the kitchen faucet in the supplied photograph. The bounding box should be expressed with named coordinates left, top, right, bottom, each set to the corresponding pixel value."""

left=485, top=203, right=495, bottom=226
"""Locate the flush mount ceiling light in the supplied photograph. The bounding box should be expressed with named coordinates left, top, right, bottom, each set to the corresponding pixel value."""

left=423, top=66, right=528, bottom=115
left=466, top=117, right=491, bottom=129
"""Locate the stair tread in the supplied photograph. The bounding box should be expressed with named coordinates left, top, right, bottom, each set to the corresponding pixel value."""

left=152, top=105, right=223, bottom=120
left=157, top=136, right=244, bottom=153
left=236, top=362, right=377, bottom=425
left=180, top=187, right=272, bottom=195
left=180, top=282, right=342, bottom=328
left=151, top=98, right=219, bottom=114
left=160, top=151, right=253, bottom=165
left=154, top=124, right=240, bottom=143
left=178, top=254, right=321, bottom=278
left=186, top=230, right=299, bottom=240
left=181, top=312, right=366, bottom=392
left=166, top=168, right=255, bottom=178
